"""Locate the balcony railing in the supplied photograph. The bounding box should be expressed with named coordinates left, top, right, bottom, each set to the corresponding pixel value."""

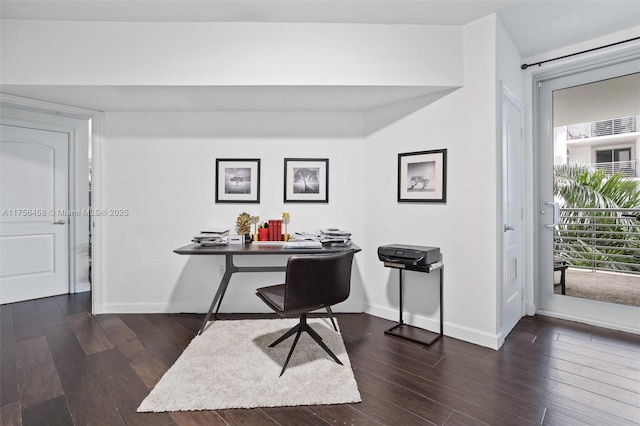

left=584, top=160, right=637, bottom=177
left=567, top=115, right=639, bottom=140
left=554, top=208, right=640, bottom=274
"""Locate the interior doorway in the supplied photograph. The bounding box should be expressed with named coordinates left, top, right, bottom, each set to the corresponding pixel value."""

left=0, top=103, right=92, bottom=304
left=536, top=56, right=640, bottom=332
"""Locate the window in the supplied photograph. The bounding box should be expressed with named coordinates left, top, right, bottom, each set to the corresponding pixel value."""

left=595, top=147, right=633, bottom=176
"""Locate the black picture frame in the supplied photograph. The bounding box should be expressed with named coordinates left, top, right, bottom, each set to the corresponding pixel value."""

left=215, top=158, right=261, bottom=203
left=398, top=149, right=447, bottom=203
left=284, top=158, right=329, bottom=203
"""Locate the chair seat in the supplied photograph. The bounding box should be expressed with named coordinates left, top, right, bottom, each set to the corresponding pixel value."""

left=256, top=284, right=285, bottom=312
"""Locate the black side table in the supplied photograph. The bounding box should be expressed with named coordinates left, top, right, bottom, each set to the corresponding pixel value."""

left=554, top=258, right=568, bottom=295
left=383, top=260, right=444, bottom=345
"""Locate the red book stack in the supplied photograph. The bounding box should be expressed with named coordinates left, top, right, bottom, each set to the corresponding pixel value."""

left=266, top=219, right=284, bottom=241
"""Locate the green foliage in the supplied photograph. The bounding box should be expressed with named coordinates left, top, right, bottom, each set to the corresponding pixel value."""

left=554, top=164, right=640, bottom=209
left=553, top=164, right=640, bottom=273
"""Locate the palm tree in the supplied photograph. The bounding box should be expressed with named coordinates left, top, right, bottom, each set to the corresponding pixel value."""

left=554, top=164, right=640, bottom=208
left=554, top=164, right=640, bottom=272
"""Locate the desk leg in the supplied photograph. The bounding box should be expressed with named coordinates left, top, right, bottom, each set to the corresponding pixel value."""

left=198, top=255, right=236, bottom=335
left=213, top=255, right=237, bottom=319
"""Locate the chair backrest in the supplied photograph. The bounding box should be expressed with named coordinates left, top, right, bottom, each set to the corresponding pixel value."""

left=283, top=250, right=355, bottom=315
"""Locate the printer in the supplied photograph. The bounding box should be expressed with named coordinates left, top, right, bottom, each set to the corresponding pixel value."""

left=377, top=244, right=440, bottom=271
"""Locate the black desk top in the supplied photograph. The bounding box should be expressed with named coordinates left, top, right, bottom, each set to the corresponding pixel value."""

left=174, top=242, right=361, bottom=255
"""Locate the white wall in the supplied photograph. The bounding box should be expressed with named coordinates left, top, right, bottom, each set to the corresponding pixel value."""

left=0, top=19, right=467, bottom=317
left=1, top=20, right=462, bottom=87
left=496, top=18, right=524, bottom=104
left=496, top=16, right=526, bottom=340
left=2, top=17, right=520, bottom=348
left=362, top=15, right=503, bottom=348
left=568, top=144, right=590, bottom=164
left=100, top=111, right=366, bottom=313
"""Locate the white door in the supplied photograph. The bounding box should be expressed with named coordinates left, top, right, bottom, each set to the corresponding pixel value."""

left=502, top=87, right=523, bottom=340
left=537, top=59, right=640, bottom=332
left=0, top=124, right=69, bottom=304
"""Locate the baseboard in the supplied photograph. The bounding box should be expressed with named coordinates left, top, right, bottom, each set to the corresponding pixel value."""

left=496, top=331, right=505, bottom=348
left=93, top=301, right=364, bottom=315
left=74, top=281, right=91, bottom=293
left=95, top=302, right=273, bottom=314
left=536, top=309, right=640, bottom=335
left=92, top=299, right=502, bottom=347
left=525, top=302, right=536, bottom=316
left=217, top=301, right=364, bottom=314
left=364, top=303, right=501, bottom=350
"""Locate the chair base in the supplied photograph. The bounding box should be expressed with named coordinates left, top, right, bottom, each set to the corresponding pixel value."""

left=270, top=313, right=343, bottom=376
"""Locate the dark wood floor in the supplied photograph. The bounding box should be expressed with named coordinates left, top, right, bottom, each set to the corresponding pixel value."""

left=1, top=292, right=639, bottom=425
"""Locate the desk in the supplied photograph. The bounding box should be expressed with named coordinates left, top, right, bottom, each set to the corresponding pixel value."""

left=174, top=242, right=361, bottom=334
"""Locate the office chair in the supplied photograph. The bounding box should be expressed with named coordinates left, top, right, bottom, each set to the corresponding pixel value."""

left=255, top=250, right=355, bottom=376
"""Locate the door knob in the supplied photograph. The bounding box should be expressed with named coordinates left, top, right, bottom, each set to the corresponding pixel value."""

left=504, top=225, right=515, bottom=232
left=54, top=220, right=66, bottom=225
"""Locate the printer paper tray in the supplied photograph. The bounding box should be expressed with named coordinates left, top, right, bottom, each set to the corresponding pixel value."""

left=383, top=260, right=443, bottom=272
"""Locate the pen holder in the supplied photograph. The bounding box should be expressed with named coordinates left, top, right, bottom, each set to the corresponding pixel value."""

left=258, top=228, right=269, bottom=241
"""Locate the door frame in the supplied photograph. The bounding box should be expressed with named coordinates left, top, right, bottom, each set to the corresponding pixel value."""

left=0, top=94, right=103, bottom=314
left=531, top=47, right=640, bottom=333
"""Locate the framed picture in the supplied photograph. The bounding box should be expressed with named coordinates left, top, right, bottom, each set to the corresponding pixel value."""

left=398, top=149, right=447, bottom=203
left=215, top=158, right=261, bottom=203
left=284, top=158, right=329, bottom=203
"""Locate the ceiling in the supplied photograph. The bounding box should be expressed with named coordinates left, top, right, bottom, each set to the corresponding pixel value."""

left=554, top=73, right=640, bottom=126
left=1, top=1, right=638, bottom=112
left=2, top=0, right=638, bottom=58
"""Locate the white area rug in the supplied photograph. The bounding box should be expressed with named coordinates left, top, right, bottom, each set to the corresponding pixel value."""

left=138, top=318, right=361, bottom=412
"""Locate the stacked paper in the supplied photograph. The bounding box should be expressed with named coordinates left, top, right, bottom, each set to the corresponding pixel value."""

left=192, top=229, right=229, bottom=246
left=320, top=228, right=352, bottom=247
